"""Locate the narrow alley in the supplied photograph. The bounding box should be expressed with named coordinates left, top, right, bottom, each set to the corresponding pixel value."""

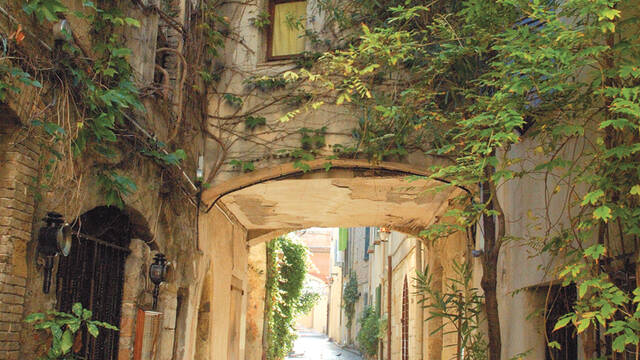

left=2, top=0, right=638, bottom=357
left=286, top=331, right=362, bottom=360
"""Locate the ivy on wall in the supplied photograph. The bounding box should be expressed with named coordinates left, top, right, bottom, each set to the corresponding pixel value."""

left=264, top=236, right=317, bottom=360
left=0, top=0, right=192, bottom=209
left=342, top=270, right=359, bottom=342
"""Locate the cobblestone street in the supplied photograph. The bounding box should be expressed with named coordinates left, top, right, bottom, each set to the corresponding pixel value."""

left=286, top=331, right=362, bottom=360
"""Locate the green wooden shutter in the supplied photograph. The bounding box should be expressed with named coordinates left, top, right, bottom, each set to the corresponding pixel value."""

left=339, top=228, right=348, bottom=251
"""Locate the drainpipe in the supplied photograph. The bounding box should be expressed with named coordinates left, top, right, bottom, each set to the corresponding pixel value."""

left=387, top=255, right=392, bottom=360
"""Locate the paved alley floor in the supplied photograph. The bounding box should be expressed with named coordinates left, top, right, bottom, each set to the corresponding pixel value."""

left=285, top=331, right=362, bottom=360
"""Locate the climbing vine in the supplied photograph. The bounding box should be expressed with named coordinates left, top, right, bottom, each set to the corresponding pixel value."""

left=0, top=0, right=192, bottom=210
left=342, top=270, right=359, bottom=341
left=264, top=236, right=315, bottom=360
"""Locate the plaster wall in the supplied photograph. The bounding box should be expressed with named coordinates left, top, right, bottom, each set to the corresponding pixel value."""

left=344, top=227, right=372, bottom=344
left=487, top=137, right=590, bottom=359
left=297, top=289, right=328, bottom=334
left=370, top=229, right=466, bottom=360
left=327, top=265, right=343, bottom=342
left=245, top=242, right=267, bottom=360
left=197, top=205, right=249, bottom=360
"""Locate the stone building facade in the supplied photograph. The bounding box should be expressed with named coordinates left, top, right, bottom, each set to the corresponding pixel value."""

left=1, top=0, right=623, bottom=359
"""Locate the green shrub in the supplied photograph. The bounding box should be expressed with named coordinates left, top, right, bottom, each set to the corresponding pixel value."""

left=356, top=306, right=380, bottom=357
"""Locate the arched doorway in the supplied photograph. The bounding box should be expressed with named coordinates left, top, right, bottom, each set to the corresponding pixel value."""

left=56, top=206, right=133, bottom=360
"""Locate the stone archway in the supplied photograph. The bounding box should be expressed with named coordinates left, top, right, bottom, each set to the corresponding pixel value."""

left=196, top=159, right=467, bottom=360
left=202, top=159, right=466, bottom=242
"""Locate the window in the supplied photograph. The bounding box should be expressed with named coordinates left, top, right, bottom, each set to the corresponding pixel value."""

left=267, top=0, right=307, bottom=60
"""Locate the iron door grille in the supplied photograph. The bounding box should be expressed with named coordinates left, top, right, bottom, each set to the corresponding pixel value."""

left=56, top=208, right=132, bottom=360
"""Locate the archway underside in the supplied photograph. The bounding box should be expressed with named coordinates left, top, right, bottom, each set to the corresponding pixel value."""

left=209, top=164, right=461, bottom=244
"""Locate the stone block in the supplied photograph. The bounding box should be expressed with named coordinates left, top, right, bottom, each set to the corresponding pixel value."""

left=0, top=332, right=19, bottom=342
left=0, top=206, right=33, bottom=223
left=119, top=314, right=135, bottom=338
left=0, top=274, right=26, bottom=287
left=0, top=341, right=19, bottom=351
left=0, top=293, right=24, bottom=305
left=0, top=312, right=22, bottom=324
left=117, top=343, right=132, bottom=360
left=0, top=263, right=13, bottom=274
left=0, top=350, right=20, bottom=360
left=11, top=240, right=27, bottom=278
left=0, top=321, right=22, bottom=333
left=0, top=217, right=31, bottom=233
left=0, top=283, right=26, bottom=296
left=0, top=243, right=13, bottom=256
left=0, top=303, right=23, bottom=314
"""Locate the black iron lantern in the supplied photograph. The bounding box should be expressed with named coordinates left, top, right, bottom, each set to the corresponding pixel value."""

left=37, top=212, right=72, bottom=293
left=149, top=253, right=168, bottom=311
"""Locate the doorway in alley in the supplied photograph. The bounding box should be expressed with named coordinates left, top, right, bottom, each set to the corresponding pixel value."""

left=56, top=206, right=132, bottom=360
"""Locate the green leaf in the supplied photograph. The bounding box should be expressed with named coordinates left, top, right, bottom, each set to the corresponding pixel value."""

left=24, top=313, right=46, bottom=323
left=553, top=315, right=573, bottom=331
left=548, top=341, right=561, bottom=349
left=72, top=303, right=83, bottom=317
left=593, top=206, right=612, bottom=222
left=60, top=329, right=74, bottom=353
left=111, top=48, right=133, bottom=58
left=576, top=319, right=590, bottom=333
left=87, top=323, right=99, bottom=337
left=630, top=185, right=640, bottom=195
left=293, top=160, right=311, bottom=172
left=245, top=116, right=267, bottom=130
left=581, top=190, right=604, bottom=206
left=598, top=8, right=621, bottom=21
left=612, top=334, right=629, bottom=352
left=82, top=309, right=92, bottom=320
left=584, top=244, right=606, bottom=260
left=124, top=17, right=141, bottom=27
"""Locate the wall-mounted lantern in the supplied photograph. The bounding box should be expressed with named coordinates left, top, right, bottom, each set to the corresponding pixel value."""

left=378, top=226, right=391, bottom=242
left=37, top=212, right=72, bottom=294
left=149, top=253, right=168, bottom=311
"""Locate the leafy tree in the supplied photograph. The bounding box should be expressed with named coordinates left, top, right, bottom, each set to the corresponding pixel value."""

left=295, top=0, right=640, bottom=358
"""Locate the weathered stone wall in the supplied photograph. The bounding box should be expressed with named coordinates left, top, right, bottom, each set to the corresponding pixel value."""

left=0, top=112, right=38, bottom=360
left=0, top=0, right=212, bottom=357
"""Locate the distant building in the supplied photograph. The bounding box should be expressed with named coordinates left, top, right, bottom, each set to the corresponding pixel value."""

left=295, top=228, right=333, bottom=333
